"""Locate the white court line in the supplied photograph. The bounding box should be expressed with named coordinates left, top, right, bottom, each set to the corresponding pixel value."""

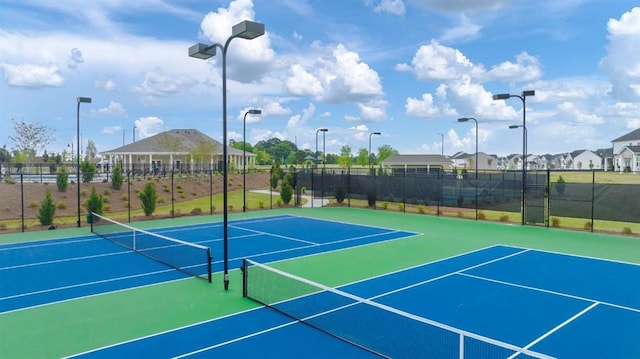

left=0, top=237, right=101, bottom=252
left=458, top=272, right=640, bottom=313
left=499, top=243, right=640, bottom=267
left=507, top=302, right=600, bottom=359
left=0, top=267, right=176, bottom=303
left=229, top=224, right=319, bottom=245
left=0, top=250, right=130, bottom=271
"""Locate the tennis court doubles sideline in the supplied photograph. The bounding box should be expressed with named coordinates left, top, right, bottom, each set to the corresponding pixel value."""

left=71, top=245, right=640, bottom=358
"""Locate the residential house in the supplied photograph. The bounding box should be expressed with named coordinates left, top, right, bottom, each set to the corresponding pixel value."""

left=565, top=150, right=602, bottom=170
left=450, top=152, right=499, bottom=171
left=612, top=129, right=640, bottom=172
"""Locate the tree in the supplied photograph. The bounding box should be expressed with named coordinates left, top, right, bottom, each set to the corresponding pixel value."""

left=37, top=189, right=56, bottom=226
left=111, top=163, right=124, bottom=190
left=254, top=138, right=296, bottom=164
left=356, top=148, right=369, bottom=166
left=377, top=144, right=398, bottom=163
left=56, top=167, right=68, bottom=192
left=189, top=141, right=218, bottom=171
left=339, top=145, right=353, bottom=167
left=0, top=145, right=10, bottom=162
left=84, top=140, right=98, bottom=162
left=86, top=186, right=104, bottom=218
left=230, top=140, right=253, bottom=153
left=280, top=172, right=293, bottom=205
left=139, top=182, right=158, bottom=216
left=80, top=160, right=96, bottom=183
left=255, top=149, right=271, bottom=165
left=9, top=119, right=54, bottom=163
left=270, top=163, right=282, bottom=189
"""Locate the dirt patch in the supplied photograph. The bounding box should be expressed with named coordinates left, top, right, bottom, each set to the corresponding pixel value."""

left=0, top=172, right=270, bottom=231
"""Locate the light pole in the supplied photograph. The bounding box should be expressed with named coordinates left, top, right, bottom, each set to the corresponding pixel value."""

left=315, top=128, right=328, bottom=166
left=243, top=109, right=262, bottom=212
left=439, top=133, right=444, bottom=156
left=68, top=142, right=74, bottom=162
left=76, top=97, right=92, bottom=227
left=494, top=90, right=535, bottom=225
left=368, top=132, right=381, bottom=169
left=189, top=20, right=265, bottom=290
left=313, top=128, right=328, bottom=209
left=458, top=117, right=478, bottom=220
left=133, top=126, right=137, bottom=143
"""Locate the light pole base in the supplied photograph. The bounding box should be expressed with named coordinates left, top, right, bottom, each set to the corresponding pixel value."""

left=224, top=274, right=229, bottom=290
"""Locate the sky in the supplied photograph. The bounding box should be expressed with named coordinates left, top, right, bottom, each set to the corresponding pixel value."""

left=1, top=0, right=640, bottom=160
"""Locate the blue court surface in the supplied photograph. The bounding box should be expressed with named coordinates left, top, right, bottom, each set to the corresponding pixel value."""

left=69, top=245, right=640, bottom=358
left=0, top=215, right=416, bottom=314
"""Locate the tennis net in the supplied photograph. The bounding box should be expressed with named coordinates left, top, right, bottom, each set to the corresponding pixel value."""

left=242, top=258, right=552, bottom=358
left=90, top=212, right=212, bottom=283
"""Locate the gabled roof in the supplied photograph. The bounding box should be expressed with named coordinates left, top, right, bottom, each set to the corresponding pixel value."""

left=101, top=129, right=252, bottom=156
left=612, top=128, right=640, bottom=142
left=617, top=145, right=640, bottom=155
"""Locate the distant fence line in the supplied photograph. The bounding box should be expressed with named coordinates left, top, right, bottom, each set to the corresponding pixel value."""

left=292, top=167, right=640, bottom=228
left=2, top=163, right=639, bottom=234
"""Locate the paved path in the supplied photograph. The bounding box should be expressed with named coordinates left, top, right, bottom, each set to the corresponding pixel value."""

left=250, top=190, right=328, bottom=208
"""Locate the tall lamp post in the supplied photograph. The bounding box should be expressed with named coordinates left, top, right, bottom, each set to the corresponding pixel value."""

left=243, top=109, right=262, bottom=212
left=76, top=97, right=92, bottom=227
left=493, top=90, right=535, bottom=225
left=189, top=20, right=265, bottom=290
left=313, top=128, right=328, bottom=209
left=315, top=128, right=328, bottom=166
left=458, top=117, right=478, bottom=220
left=368, top=132, right=381, bottom=169
left=133, top=126, right=137, bottom=143
left=438, top=133, right=444, bottom=156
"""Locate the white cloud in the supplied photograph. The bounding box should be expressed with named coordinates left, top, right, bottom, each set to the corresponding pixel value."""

left=67, top=48, right=84, bottom=69
left=287, top=103, right=315, bottom=129
left=1, top=63, right=64, bottom=87
left=557, top=102, right=604, bottom=125
left=406, top=93, right=441, bottom=117
left=91, top=101, right=126, bottom=116
left=292, top=31, right=303, bottom=40
left=101, top=126, right=122, bottom=135
left=372, top=0, right=406, bottom=15
left=263, top=100, right=291, bottom=116
left=440, top=14, right=482, bottom=43
left=349, top=124, right=369, bottom=131
left=134, top=116, right=164, bottom=139
left=132, top=67, right=197, bottom=97
left=395, top=40, right=483, bottom=81
left=199, top=0, right=276, bottom=82
left=95, top=79, right=117, bottom=91
left=486, top=52, right=542, bottom=83
left=286, top=64, right=323, bottom=97
left=601, top=7, right=640, bottom=101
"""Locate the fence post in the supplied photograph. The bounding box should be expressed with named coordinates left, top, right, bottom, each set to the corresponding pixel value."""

left=20, top=172, right=25, bottom=232
left=590, top=169, right=595, bottom=232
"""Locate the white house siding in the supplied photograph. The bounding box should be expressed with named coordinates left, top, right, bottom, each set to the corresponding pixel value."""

left=571, top=151, right=602, bottom=170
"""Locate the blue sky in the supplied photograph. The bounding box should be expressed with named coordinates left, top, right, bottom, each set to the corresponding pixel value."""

left=1, top=0, right=640, bottom=159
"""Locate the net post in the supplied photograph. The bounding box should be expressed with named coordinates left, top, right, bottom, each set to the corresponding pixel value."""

left=89, top=212, right=94, bottom=232
left=207, top=248, right=213, bottom=283
left=241, top=259, right=248, bottom=297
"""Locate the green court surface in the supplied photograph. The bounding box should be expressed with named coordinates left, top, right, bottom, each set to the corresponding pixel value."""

left=1, top=207, right=639, bottom=358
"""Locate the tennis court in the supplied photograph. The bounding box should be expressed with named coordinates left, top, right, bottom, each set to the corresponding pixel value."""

left=1, top=207, right=640, bottom=358
left=0, top=214, right=415, bottom=314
